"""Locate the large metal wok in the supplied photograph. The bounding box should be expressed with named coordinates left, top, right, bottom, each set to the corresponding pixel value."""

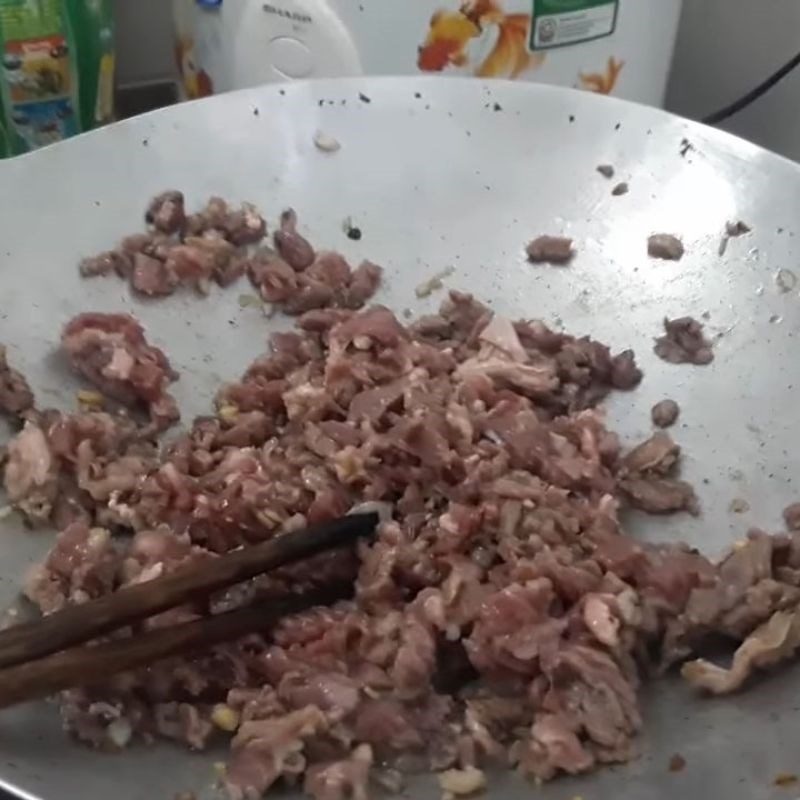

left=1, top=77, right=799, bottom=800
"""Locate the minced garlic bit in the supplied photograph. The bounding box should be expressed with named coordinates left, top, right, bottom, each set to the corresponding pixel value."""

left=729, top=497, right=750, bottom=514
left=255, top=508, right=283, bottom=529
left=314, top=130, right=341, bottom=152
left=213, top=761, right=228, bottom=781
left=218, top=405, right=240, bottom=423
left=106, top=718, right=133, bottom=749
left=334, top=446, right=365, bottom=484
left=211, top=703, right=241, bottom=732
left=415, top=266, right=455, bottom=298
left=77, top=389, right=105, bottom=411
left=238, top=293, right=262, bottom=309
left=437, top=766, right=487, bottom=797
left=88, top=527, right=111, bottom=548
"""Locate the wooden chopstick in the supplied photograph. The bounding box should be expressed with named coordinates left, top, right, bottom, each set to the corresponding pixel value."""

left=0, top=512, right=378, bottom=671
left=0, top=583, right=351, bottom=710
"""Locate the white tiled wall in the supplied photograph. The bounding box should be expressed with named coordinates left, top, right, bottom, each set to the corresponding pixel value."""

left=114, top=0, right=800, bottom=161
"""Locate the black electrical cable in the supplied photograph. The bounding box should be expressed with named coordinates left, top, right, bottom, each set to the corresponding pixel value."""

left=702, top=48, right=800, bottom=125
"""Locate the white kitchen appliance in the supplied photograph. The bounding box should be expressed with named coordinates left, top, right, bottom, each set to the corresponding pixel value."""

left=173, top=0, right=683, bottom=107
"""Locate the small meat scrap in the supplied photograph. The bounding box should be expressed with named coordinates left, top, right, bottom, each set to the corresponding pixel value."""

left=682, top=608, right=800, bottom=694
left=3, top=420, right=58, bottom=522
left=610, top=349, right=643, bottom=389
left=61, top=313, right=179, bottom=433
left=654, top=317, right=714, bottom=366
left=526, top=235, right=574, bottom=265
left=783, top=502, right=800, bottom=531
left=596, top=164, right=615, bottom=179
left=187, top=196, right=267, bottom=246
left=648, top=234, right=684, bottom=261
left=79, top=250, right=129, bottom=278
left=774, top=773, right=799, bottom=787
left=668, top=754, right=686, bottom=773
left=247, top=244, right=382, bottom=315
left=726, top=219, right=751, bottom=237
left=0, top=345, right=34, bottom=416
left=718, top=220, right=751, bottom=256
left=275, top=208, right=315, bottom=270
left=81, top=191, right=266, bottom=297
left=651, top=399, right=680, bottom=428
left=611, top=181, right=629, bottom=196
left=620, top=477, right=700, bottom=515
left=620, top=432, right=698, bottom=515
left=623, top=432, right=680, bottom=476
left=145, top=190, right=186, bottom=234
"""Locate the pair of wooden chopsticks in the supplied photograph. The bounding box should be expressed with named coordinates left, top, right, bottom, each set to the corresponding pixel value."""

left=0, top=512, right=378, bottom=709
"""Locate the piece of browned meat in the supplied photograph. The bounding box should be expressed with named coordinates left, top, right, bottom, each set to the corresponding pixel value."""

left=683, top=608, right=800, bottom=694
left=78, top=194, right=381, bottom=312
left=623, top=432, right=680, bottom=476
left=0, top=345, right=34, bottom=416
left=620, top=477, right=699, bottom=515
left=651, top=399, right=680, bottom=428
left=619, top=432, right=698, bottom=515
left=654, top=317, right=714, bottom=365
left=648, top=234, right=684, bottom=261
left=526, top=235, right=574, bottom=265
left=784, top=503, right=800, bottom=531
left=61, top=313, right=179, bottom=433
left=274, top=208, right=315, bottom=270
left=145, top=190, right=186, bottom=234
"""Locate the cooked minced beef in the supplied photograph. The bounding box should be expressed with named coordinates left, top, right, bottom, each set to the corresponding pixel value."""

left=0, top=345, right=34, bottom=416
left=611, top=182, right=629, bottom=197
left=617, top=432, right=698, bottom=515
left=526, top=235, right=574, bottom=265
left=647, top=234, right=684, bottom=261
left=620, top=476, right=699, bottom=515
left=4, top=245, right=797, bottom=799
left=61, top=313, right=179, bottom=435
left=654, top=317, right=714, bottom=365
left=146, top=190, right=187, bottom=235
left=274, top=209, right=315, bottom=270
left=79, top=193, right=381, bottom=314
left=784, top=503, right=800, bottom=531
left=651, top=399, right=680, bottom=428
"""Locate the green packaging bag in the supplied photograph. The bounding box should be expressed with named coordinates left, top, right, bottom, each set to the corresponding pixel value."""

left=0, top=0, right=114, bottom=158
